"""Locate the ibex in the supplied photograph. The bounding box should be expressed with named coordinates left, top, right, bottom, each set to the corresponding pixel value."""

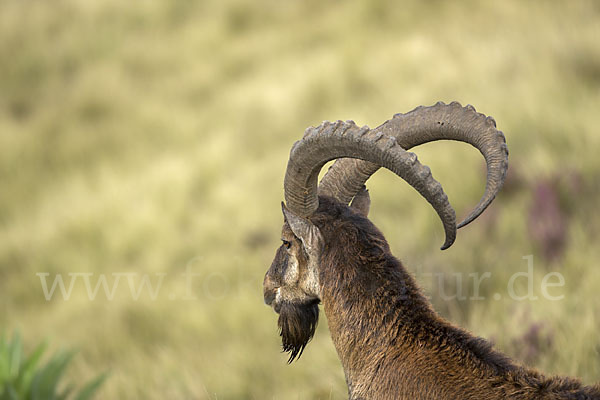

left=263, top=102, right=600, bottom=399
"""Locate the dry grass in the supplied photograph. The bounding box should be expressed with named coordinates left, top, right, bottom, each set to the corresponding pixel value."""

left=1, top=0, right=599, bottom=398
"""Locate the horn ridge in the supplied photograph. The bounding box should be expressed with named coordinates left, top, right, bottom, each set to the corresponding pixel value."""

left=283, top=121, right=457, bottom=250
left=318, top=102, right=508, bottom=229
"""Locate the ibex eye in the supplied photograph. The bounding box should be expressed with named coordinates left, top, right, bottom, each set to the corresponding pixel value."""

left=282, top=239, right=291, bottom=249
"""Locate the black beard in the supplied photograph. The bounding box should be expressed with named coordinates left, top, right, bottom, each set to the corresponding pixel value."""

left=277, top=300, right=319, bottom=363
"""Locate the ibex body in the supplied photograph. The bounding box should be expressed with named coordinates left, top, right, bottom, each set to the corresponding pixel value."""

left=263, top=102, right=600, bottom=399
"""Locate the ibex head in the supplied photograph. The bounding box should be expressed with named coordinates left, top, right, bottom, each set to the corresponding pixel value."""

left=263, top=102, right=509, bottom=362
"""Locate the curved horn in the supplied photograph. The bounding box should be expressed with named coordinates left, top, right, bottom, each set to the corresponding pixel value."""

left=318, top=101, right=509, bottom=229
left=284, top=121, right=457, bottom=250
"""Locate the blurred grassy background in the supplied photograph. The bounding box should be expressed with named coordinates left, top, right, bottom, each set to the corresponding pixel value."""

left=1, top=0, right=599, bottom=398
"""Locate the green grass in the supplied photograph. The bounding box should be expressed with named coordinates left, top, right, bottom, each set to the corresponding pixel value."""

left=1, top=0, right=599, bottom=398
left=0, top=331, right=105, bottom=400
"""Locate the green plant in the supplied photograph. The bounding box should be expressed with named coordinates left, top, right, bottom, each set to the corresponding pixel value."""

left=0, top=331, right=106, bottom=400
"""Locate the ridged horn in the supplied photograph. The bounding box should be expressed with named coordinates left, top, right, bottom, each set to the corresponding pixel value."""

left=318, top=101, right=509, bottom=229
left=284, top=120, right=457, bottom=250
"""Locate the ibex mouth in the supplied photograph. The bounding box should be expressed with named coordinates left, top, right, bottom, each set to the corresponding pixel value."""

left=264, top=287, right=283, bottom=313
left=264, top=290, right=277, bottom=307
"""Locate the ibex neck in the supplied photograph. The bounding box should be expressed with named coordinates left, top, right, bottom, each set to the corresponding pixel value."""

left=319, top=255, right=432, bottom=390
left=319, top=255, right=515, bottom=398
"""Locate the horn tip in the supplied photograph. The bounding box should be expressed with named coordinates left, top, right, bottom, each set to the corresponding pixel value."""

left=440, top=231, right=457, bottom=250
left=457, top=213, right=477, bottom=229
left=440, top=240, right=454, bottom=251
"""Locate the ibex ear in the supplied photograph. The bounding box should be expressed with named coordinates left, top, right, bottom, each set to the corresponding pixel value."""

left=281, top=202, right=322, bottom=254
left=350, top=185, right=370, bottom=217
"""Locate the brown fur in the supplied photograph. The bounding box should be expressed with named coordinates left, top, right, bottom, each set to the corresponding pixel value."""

left=288, top=196, right=600, bottom=399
